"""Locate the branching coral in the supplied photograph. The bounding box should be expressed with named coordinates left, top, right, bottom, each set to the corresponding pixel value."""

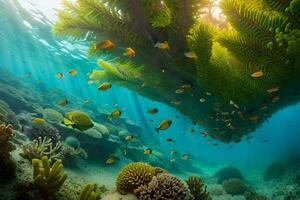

left=0, top=124, right=16, bottom=180
left=186, top=176, right=211, bottom=200
left=116, top=162, right=157, bottom=194
left=79, top=183, right=101, bottom=200
left=134, top=173, right=194, bottom=200
left=54, top=0, right=300, bottom=143
left=21, top=136, right=63, bottom=163
left=32, top=156, right=68, bottom=194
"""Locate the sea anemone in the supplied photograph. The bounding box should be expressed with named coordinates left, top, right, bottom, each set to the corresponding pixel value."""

left=134, top=173, right=194, bottom=200
left=116, top=162, right=157, bottom=194
left=186, top=176, right=211, bottom=200
left=214, top=167, right=244, bottom=184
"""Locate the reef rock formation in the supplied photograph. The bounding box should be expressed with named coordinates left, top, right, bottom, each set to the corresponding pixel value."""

left=54, top=0, right=300, bottom=143
left=215, top=167, right=244, bottom=184
left=263, top=161, right=287, bottom=181
left=0, top=124, right=16, bottom=180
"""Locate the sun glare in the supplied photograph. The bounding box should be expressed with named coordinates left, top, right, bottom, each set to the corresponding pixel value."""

left=196, top=0, right=227, bottom=28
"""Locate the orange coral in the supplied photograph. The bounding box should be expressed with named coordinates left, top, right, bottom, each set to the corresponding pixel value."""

left=0, top=124, right=14, bottom=141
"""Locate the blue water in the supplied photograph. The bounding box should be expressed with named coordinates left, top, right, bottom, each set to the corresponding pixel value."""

left=1, top=0, right=300, bottom=174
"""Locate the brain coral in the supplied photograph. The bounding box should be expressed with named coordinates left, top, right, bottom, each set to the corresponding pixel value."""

left=134, top=173, right=194, bottom=200
left=186, top=176, right=211, bottom=200
left=214, top=167, right=244, bottom=184
left=116, top=162, right=157, bottom=194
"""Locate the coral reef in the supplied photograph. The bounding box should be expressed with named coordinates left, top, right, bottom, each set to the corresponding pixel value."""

left=79, top=183, right=101, bottom=200
left=263, top=161, right=287, bottom=181
left=27, top=123, right=61, bottom=146
left=54, top=0, right=300, bottom=143
left=116, top=162, right=157, bottom=194
left=32, top=156, right=68, bottom=194
left=215, top=167, right=244, bottom=184
left=0, top=124, right=16, bottom=180
left=222, top=178, right=250, bottom=196
left=186, top=176, right=211, bottom=200
left=21, top=136, right=63, bottom=163
left=134, top=173, right=194, bottom=200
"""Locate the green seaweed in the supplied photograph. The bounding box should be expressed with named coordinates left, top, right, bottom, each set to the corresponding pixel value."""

left=53, top=0, right=300, bottom=143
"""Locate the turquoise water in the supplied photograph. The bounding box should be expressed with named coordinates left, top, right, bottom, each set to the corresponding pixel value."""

left=1, top=0, right=300, bottom=199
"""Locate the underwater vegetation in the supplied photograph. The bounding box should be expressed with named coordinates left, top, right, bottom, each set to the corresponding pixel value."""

left=186, top=176, right=211, bottom=200
left=53, top=0, right=300, bottom=143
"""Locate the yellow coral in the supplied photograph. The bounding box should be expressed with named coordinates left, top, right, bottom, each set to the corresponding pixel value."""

left=32, top=156, right=68, bottom=194
left=116, top=162, right=156, bottom=194
left=79, top=183, right=101, bottom=200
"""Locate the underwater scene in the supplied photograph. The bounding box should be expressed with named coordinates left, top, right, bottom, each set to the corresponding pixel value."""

left=0, top=0, right=300, bottom=199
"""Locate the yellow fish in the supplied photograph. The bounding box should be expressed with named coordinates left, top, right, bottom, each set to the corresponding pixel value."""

left=267, top=86, right=279, bottom=93
left=184, top=52, right=198, bottom=59
left=181, top=84, right=193, bottom=89
left=105, top=158, right=115, bottom=165
left=95, top=40, right=115, bottom=50
left=251, top=71, right=264, bottom=78
left=272, top=96, right=280, bottom=103
left=58, top=99, right=68, bottom=107
left=108, top=109, right=122, bottom=120
left=125, top=135, right=134, bottom=141
left=55, top=73, right=64, bottom=79
left=98, top=82, right=112, bottom=91
left=181, top=154, right=190, bottom=160
left=147, top=108, right=158, bottom=114
left=165, top=138, right=175, bottom=142
left=84, top=99, right=92, bottom=105
left=32, top=118, right=46, bottom=124
left=175, top=88, right=184, bottom=94
left=155, top=41, right=169, bottom=50
left=170, top=150, right=177, bottom=155
left=87, top=79, right=94, bottom=85
left=156, top=119, right=172, bottom=132
left=199, top=98, right=206, bottom=103
left=144, top=148, right=152, bottom=155
left=123, top=47, right=135, bottom=57
left=170, top=100, right=182, bottom=105
left=68, top=69, right=77, bottom=76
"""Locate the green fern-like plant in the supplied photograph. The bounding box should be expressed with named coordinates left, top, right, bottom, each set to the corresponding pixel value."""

left=53, top=0, right=300, bottom=143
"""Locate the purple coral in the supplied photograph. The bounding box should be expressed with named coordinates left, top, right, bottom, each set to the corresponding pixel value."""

left=134, top=173, right=194, bottom=200
left=27, top=123, right=61, bottom=146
